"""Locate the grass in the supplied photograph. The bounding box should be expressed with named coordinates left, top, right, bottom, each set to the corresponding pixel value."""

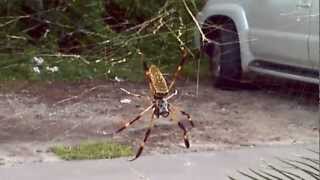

left=51, top=141, right=134, bottom=160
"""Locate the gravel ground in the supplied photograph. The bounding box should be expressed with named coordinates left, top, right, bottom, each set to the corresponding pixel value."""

left=0, top=79, right=318, bottom=166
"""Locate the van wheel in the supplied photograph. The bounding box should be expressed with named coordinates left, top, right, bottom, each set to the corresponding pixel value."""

left=202, top=18, right=242, bottom=89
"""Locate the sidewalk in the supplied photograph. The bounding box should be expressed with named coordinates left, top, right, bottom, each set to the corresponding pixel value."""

left=0, top=144, right=318, bottom=180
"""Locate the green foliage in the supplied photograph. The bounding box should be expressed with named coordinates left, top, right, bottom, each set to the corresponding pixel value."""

left=115, top=0, right=167, bottom=19
left=52, top=141, right=134, bottom=160
left=0, top=0, right=206, bottom=81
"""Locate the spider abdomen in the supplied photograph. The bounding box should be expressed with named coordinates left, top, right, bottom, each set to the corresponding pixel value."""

left=148, top=65, right=169, bottom=98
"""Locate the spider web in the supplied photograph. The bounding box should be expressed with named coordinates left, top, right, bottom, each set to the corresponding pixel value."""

left=0, top=0, right=318, bottom=170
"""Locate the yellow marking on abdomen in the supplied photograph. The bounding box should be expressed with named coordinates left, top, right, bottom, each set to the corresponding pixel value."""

left=148, top=65, right=169, bottom=95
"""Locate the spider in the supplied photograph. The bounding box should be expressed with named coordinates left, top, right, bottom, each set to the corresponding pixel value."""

left=115, top=47, right=195, bottom=161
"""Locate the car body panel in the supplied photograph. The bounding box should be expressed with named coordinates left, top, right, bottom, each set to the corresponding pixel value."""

left=309, top=0, right=319, bottom=70
left=196, top=0, right=319, bottom=84
left=247, top=0, right=311, bottom=69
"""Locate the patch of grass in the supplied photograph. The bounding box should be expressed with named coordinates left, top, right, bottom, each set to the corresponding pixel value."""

left=52, top=141, right=133, bottom=160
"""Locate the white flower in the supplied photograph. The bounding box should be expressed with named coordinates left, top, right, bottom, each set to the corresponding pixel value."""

left=32, top=57, right=44, bottom=66
left=33, top=66, right=41, bottom=74
left=46, top=66, right=59, bottom=73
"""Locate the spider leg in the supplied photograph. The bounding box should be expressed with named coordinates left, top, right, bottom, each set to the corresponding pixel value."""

left=180, top=110, right=194, bottom=128
left=178, top=121, right=190, bottom=148
left=115, top=104, right=153, bottom=134
left=138, top=50, right=155, bottom=100
left=137, top=50, right=150, bottom=83
left=164, top=89, right=178, bottom=101
left=169, top=106, right=191, bottom=148
left=168, top=47, right=188, bottom=91
left=130, top=111, right=155, bottom=161
left=170, top=104, right=195, bottom=128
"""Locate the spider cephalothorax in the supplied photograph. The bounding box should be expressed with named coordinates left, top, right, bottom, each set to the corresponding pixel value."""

left=154, top=99, right=170, bottom=118
left=115, top=48, right=194, bottom=161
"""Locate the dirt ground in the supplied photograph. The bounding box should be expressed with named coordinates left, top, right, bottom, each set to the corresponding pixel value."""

left=0, top=79, right=318, bottom=166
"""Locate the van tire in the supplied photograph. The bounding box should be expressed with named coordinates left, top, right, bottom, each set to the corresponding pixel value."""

left=202, top=18, right=242, bottom=90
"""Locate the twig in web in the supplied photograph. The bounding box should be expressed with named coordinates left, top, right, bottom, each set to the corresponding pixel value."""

left=0, top=15, right=30, bottom=28
left=181, top=0, right=210, bottom=43
left=164, top=23, right=194, bottom=58
left=124, top=1, right=171, bottom=33
left=50, top=121, right=83, bottom=142
left=120, top=88, right=142, bottom=97
left=53, top=85, right=108, bottom=106
left=136, top=12, right=170, bottom=34
left=39, top=53, right=90, bottom=64
left=6, top=35, right=27, bottom=41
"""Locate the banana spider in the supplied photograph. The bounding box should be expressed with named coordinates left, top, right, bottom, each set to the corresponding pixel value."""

left=115, top=48, right=194, bottom=161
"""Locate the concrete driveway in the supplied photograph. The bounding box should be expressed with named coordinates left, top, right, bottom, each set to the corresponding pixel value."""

left=0, top=144, right=318, bottom=180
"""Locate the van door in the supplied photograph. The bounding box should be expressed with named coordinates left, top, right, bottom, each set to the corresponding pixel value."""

left=309, top=0, right=319, bottom=70
left=248, top=0, right=312, bottom=69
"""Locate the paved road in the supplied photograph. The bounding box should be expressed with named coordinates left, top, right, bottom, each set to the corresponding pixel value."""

left=0, top=144, right=318, bottom=180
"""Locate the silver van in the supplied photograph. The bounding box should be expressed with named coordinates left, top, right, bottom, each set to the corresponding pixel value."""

left=196, top=0, right=319, bottom=88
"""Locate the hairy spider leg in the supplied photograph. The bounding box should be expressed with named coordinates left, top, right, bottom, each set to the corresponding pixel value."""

left=169, top=106, right=192, bottom=148
left=115, top=105, right=154, bottom=133
left=170, top=104, right=195, bottom=128
left=178, top=121, right=190, bottom=148
left=180, top=110, right=194, bottom=127
left=168, top=47, right=188, bottom=91
left=164, top=90, right=178, bottom=101
left=130, top=111, right=155, bottom=161
left=137, top=50, right=151, bottom=88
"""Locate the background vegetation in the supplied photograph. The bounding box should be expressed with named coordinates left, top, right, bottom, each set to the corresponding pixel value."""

left=0, top=0, right=207, bottom=81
